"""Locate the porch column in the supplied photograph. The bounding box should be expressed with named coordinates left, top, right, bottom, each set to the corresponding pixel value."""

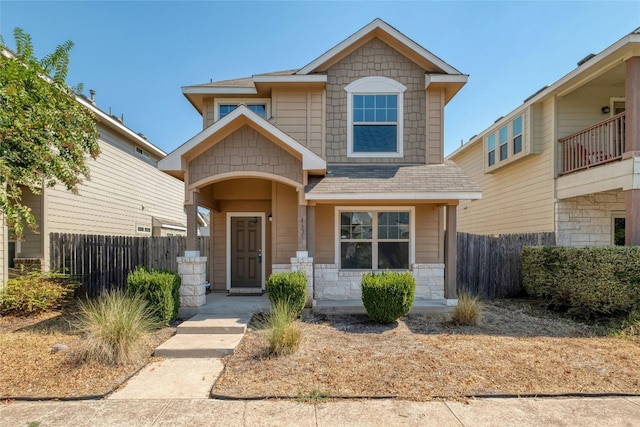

left=297, top=204, right=307, bottom=252
left=307, top=205, right=315, bottom=257
left=185, top=190, right=199, bottom=255
left=624, top=56, right=640, bottom=245
left=444, top=204, right=457, bottom=300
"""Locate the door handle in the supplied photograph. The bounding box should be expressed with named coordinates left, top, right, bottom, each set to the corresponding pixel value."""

left=258, top=254, right=262, bottom=264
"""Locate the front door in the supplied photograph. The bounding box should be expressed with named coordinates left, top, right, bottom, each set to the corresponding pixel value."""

left=230, top=216, right=262, bottom=289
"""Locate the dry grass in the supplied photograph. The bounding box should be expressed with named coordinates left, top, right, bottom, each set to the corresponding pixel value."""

left=214, top=300, right=640, bottom=400
left=0, top=304, right=175, bottom=398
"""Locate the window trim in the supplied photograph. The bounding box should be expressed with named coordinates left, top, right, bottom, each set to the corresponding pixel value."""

left=334, top=206, right=415, bottom=270
left=136, top=225, right=152, bottom=234
left=345, top=77, right=406, bottom=158
left=213, top=98, right=271, bottom=122
left=485, top=112, right=526, bottom=172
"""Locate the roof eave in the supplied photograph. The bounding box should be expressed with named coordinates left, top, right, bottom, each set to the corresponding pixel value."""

left=305, top=191, right=482, bottom=201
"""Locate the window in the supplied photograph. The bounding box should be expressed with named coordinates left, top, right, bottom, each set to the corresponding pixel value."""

left=499, top=125, right=508, bottom=161
left=136, top=225, right=151, bottom=234
left=513, top=116, right=523, bottom=154
left=338, top=209, right=412, bottom=270
left=219, top=104, right=266, bottom=119
left=345, top=77, right=406, bottom=158
left=487, top=134, right=496, bottom=166
left=214, top=98, right=270, bottom=121
left=613, top=216, right=625, bottom=246
left=135, top=146, right=150, bottom=159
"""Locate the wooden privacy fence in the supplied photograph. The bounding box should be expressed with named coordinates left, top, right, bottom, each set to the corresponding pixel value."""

left=50, top=233, right=209, bottom=297
left=457, top=232, right=556, bottom=299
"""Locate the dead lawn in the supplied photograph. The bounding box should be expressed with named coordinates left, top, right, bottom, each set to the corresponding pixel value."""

left=214, top=300, right=640, bottom=400
left=0, top=306, right=175, bottom=398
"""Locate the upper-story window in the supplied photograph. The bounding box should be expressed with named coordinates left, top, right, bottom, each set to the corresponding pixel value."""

left=345, top=77, right=406, bottom=158
left=214, top=98, right=270, bottom=122
left=486, top=114, right=524, bottom=168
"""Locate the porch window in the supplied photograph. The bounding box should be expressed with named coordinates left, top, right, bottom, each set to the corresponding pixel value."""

left=339, top=210, right=411, bottom=270
left=345, top=76, right=406, bottom=158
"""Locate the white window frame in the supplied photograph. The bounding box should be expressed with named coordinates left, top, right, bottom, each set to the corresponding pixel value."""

left=135, top=146, right=150, bottom=159
left=609, top=97, right=626, bottom=116
left=334, top=206, right=415, bottom=270
left=136, top=225, right=152, bottom=234
left=485, top=112, right=526, bottom=172
left=214, top=98, right=271, bottom=121
left=345, top=76, right=406, bottom=158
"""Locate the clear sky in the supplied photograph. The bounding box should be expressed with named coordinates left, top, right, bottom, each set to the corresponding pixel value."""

left=1, top=1, right=639, bottom=156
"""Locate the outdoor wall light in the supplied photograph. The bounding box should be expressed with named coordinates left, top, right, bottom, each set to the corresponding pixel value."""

left=601, top=106, right=610, bottom=114
left=268, top=213, right=273, bottom=222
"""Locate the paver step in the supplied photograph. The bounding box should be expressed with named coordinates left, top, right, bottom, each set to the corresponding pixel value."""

left=154, top=333, right=244, bottom=358
left=177, top=314, right=249, bottom=335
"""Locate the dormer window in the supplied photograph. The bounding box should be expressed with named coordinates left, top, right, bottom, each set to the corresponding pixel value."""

left=345, top=77, right=406, bottom=158
left=219, top=104, right=266, bottom=119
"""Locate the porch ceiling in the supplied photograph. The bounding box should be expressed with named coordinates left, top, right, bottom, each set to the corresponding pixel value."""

left=305, top=162, right=481, bottom=201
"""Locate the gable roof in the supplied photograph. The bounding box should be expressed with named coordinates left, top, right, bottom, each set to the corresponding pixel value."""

left=297, top=18, right=461, bottom=75
left=158, top=105, right=326, bottom=179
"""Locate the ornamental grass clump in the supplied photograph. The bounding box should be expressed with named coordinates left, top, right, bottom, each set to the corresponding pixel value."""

left=255, top=299, right=301, bottom=356
left=75, top=290, right=157, bottom=365
left=361, top=271, right=415, bottom=324
left=451, top=291, right=481, bottom=326
left=0, top=271, right=75, bottom=315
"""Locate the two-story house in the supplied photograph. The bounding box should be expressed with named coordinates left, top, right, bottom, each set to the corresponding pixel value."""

left=448, top=28, right=640, bottom=248
left=159, top=19, right=480, bottom=311
left=1, top=93, right=187, bottom=286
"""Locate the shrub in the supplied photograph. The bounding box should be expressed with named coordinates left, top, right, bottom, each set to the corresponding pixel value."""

left=266, top=271, right=307, bottom=317
left=0, top=271, right=75, bottom=315
left=255, top=299, right=301, bottom=356
left=451, top=291, right=481, bottom=326
left=361, top=271, right=415, bottom=324
left=521, top=246, right=640, bottom=319
left=126, top=267, right=180, bottom=324
left=75, top=290, right=157, bottom=365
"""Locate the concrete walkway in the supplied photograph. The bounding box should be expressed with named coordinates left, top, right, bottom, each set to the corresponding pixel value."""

left=2, top=397, right=640, bottom=426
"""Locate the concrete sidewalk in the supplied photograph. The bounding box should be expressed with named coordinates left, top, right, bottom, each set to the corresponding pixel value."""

left=1, top=396, right=639, bottom=426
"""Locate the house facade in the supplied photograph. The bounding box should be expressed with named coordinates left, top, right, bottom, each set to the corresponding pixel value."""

left=160, top=19, right=480, bottom=310
left=448, top=28, right=640, bottom=248
left=0, top=95, right=187, bottom=285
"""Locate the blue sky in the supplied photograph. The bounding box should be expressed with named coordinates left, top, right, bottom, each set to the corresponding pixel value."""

left=1, top=1, right=639, bottom=156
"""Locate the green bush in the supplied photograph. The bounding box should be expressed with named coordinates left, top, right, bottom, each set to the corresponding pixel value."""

left=75, top=290, right=157, bottom=365
left=255, top=299, right=302, bottom=356
left=266, top=271, right=307, bottom=317
left=126, top=266, right=180, bottom=324
left=0, top=271, right=75, bottom=315
left=361, top=271, right=415, bottom=323
left=521, top=246, right=640, bottom=319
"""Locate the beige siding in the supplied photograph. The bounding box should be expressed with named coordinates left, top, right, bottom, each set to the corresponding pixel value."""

left=272, top=90, right=324, bottom=157
left=452, top=120, right=555, bottom=235
left=19, top=187, right=44, bottom=258
left=325, top=38, right=429, bottom=164
left=44, top=126, right=186, bottom=268
left=272, top=183, right=298, bottom=263
left=188, top=126, right=303, bottom=185
left=415, top=204, right=442, bottom=263
left=426, top=89, right=444, bottom=164
left=556, top=86, right=625, bottom=140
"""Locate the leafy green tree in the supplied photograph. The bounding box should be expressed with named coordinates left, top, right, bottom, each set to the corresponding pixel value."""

left=0, top=28, right=99, bottom=237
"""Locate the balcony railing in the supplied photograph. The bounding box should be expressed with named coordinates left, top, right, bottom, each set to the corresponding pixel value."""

left=559, top=112, right=626, bottom=175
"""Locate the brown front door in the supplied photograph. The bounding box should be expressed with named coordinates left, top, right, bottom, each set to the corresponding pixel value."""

left=230, top=216, right=262, bottom=288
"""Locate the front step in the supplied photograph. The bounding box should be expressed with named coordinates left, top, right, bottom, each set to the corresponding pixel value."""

left=154, top=333, right=244, bottom=358
left=177, top=314, right=249, bottom=335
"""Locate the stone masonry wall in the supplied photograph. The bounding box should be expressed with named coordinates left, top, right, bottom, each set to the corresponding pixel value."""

left=556, top=191, right=625, bottom=246
left=189, top=125, right=302, bottom=184
left=314, top=263, right=445, bottom=301
left=325, top=38, right=428, bottom=164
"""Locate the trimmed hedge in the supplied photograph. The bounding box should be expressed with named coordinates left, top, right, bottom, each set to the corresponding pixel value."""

left=521, top=246, right=640, bottom=319
left=126, top=267, right=181, bottom=324
left=361, top=271, right=415, bottom=324
left=266, top=271, right=307, bottom=317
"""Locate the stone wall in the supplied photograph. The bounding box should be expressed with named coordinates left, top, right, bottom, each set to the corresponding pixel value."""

left=556, top=191, right=625, bottom=246
left=177, top=256, right=207, bottom=316
left=314, top=263, right=445, bottom=301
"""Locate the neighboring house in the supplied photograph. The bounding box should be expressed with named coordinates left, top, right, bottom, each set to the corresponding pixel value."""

left=448, top=28, right=640, bottom=247
left=0, top=94, right=187, bottom=285
left=159, top=19, right=480, bottom=309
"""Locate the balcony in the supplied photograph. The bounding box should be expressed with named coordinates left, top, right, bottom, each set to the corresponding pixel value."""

left=558, top=112, right=626, bottom=175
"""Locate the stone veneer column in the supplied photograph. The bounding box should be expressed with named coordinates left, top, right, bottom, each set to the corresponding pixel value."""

left=291, top=255, right=314, bottom=307
left=177, top=256, right=207, bottom=316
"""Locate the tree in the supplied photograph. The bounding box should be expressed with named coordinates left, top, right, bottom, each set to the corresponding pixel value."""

left=0, top=28, right=100, bottom=237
